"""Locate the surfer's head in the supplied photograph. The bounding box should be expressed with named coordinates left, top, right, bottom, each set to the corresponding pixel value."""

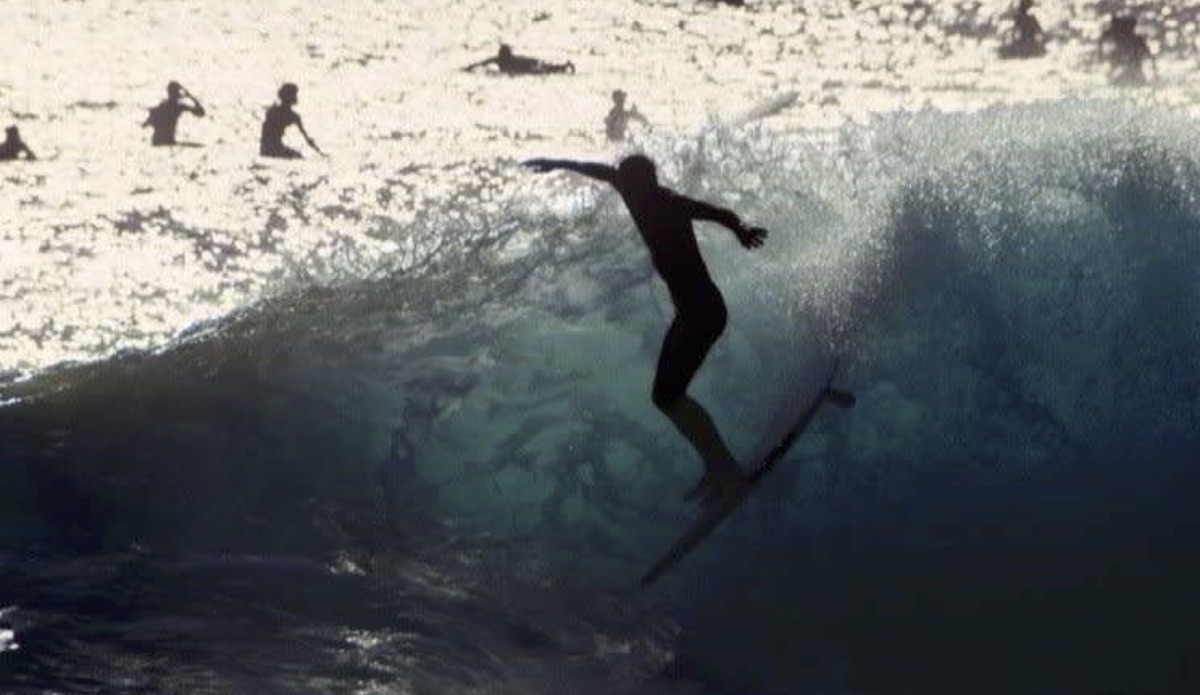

left=1110, top=15, right=1136, bottom=34
left=617, top=154, right=657, bottom=191
left=498, top=44, right=513, bottom=60
left=278, top=82, right=299, bottom=105
left=167, top=81, right=183, bottom=98
left=612, top=89, right=627, bottom=105
left=4, top=125, right=17, bottom=140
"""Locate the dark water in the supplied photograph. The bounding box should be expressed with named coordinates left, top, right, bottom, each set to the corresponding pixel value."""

left=3, top=101, right=1200, bottom=694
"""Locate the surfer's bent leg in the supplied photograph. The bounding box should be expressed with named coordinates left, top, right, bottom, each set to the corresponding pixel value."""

left=652, top=298, right=738, bottom=476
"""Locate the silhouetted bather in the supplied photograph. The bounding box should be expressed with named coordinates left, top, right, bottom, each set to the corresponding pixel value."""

left=260, top=83, right=323, bottom=158
left=522, top=154, right=768, bottom=504
left=377, top=428, right=414, bottom=531
left=143, top=81, right=205, bottom=146
left=463, top=44, right=575, bottom=75
left=998, top=0, right=1046, bottom=58
left=605, top=90, right=649, bottom=142
left=0, top=126, right=35, bottom=161
left=1098, top=14, right=1155, bottom=86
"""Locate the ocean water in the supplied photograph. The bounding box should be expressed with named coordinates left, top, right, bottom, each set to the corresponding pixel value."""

left=3, top=1, right=1200, bottom=693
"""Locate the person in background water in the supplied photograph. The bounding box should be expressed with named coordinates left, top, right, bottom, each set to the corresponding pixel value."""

left=1098, top=14, right=1155, bottom=86
left=522, top=154, right=768, bottom=505
left=377, top=428, right=415, bottom=531
left=463, top=44, right=575, bottom=75
left=0, top=126, right=36, bottom=161
left=142, top=81, right=205, bottom=146
left=605, top=89, right=649, bottom=142
left=260, top=83, right=324, bottom=158
left=999, top=0, right=1045, bottom=58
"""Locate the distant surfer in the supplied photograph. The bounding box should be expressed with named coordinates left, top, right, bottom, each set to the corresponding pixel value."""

left=523, top=154, right=767, bottom=504
left=0, top=126, right=36, bottom=161
left=999, top=0, right=1045, bottom=59
left=605, top=90, right=649, bottom=142
left=143, top=81, right=205, bottom=146
left=1097, top=14, right=1155, bottom=86
left=377, top=428, right=415, bottom=531
left=463, top=44, right=575, bottom=76
left=260, top=83, right=324, bottom=159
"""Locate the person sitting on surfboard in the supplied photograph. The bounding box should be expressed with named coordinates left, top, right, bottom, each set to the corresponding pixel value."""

left=999, top=0, right=1045, bottom=58
left=0, top=126, right=36, bottom=161
left=260, top=83, right=324, bottom=159
left=1097, top=14, right=1155, bottom=86
left=523, top=154, right=767, bottom=504
left=605, top=90, right=649, bottom=142
left=143, top=81, right=205, bottom=146
left=463, top=44, right=575, bottom=76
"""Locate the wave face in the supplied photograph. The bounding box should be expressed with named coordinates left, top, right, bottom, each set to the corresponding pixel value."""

left=4, top=100, right=1200, bottom=694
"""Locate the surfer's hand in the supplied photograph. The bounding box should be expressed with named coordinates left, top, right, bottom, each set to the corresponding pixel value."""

left=521, top=158, right=556, bottom=173
left=738, top=225, right=768, bottom=249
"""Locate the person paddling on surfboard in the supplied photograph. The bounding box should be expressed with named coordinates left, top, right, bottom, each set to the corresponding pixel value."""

left=463, top=44, right=575, bottom=76
left=523, top=154, right=767, bottom=504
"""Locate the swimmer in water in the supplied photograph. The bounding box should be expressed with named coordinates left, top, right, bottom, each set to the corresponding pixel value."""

left=142, top=81, right=205, bottom=146
left=260, top=83, right=324, bottom=159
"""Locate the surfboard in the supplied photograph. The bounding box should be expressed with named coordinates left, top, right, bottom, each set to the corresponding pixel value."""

left=997, top=41, right=1046, bottom=59
left=638, top=363, right=854, bottom=588
left=727, top=90, right=799, bottom=127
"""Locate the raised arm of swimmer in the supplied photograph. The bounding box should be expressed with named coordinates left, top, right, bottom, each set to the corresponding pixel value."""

left=180, top=86, right=206, bottom=117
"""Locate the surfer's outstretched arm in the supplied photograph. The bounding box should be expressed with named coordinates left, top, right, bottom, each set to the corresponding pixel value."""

left=296, top=118, right=324, bottom=156
left=463, top=57, right=497, bottom=72
left=522, top=158, right=616, bottom=183
left=685, top=198, right=768, bottom=249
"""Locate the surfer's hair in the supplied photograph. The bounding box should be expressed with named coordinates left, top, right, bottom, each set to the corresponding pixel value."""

left=279, top=83, right=299, bottom=101
left=618, top=154, right=657, bottom=189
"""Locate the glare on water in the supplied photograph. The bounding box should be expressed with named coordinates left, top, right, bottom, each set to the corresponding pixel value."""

left=1, top=0, right=1194, bottom=376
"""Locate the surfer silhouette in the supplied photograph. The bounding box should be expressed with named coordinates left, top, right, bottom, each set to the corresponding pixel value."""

left=999, top=0, right=1045, bottom=58
left=0, top=126, right=36, bottom=161
left=260, top=83, right=324, bottom=158
left=463, top=44, right=575, bottom=75
left=523, top=154, right=767, bottom=504
left=605, top=90, right=649, bottom=142
left=1097, top=14, right=1155, bottom=86
left=377, top=428, right=415, bottom=530
left=143, top=81, right=205, bottom=146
